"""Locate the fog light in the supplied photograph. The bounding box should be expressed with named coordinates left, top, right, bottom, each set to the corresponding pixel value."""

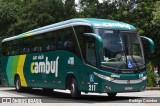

left=105, top=85, right=111, bottom=90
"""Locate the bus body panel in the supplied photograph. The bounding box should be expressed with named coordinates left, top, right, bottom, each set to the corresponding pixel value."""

left=1, top=49, right=147, bottom=93
left=1, top=18, right=148, bottom=95
left=76, top=66, right=147, bottom=93
left=2, top=51, right=87, bottom=89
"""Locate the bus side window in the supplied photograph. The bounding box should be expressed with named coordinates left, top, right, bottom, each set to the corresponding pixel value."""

left=21, top=37, right=32, bottom=54
left=57, top=30, right=62, bottom=50
left=4, top=40, right=20, bottom=56
left=11, top=40, right=19, bottom=55
left=86, top=39, right=96, bottom=66
left=32, top=34, right=43, bottom=53
left=74, top=25, right=97, bottom=66
left=74, top=25, right=92, bottom=56
left=7, top=41, right=12, bottom=55
left=63, top=27, right=76, bottom=53
left=2, top=42, right=8, bottom=55
left=44, top=32, right=56, bottom=52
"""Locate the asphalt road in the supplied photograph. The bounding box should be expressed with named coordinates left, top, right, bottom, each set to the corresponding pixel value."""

left=0, top=87, right=159, bottom=106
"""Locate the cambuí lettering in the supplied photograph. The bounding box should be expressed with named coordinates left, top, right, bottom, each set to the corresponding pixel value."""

left=31, top=56, right=59, bottom=77
left=104, top=23, right=131, bottom=29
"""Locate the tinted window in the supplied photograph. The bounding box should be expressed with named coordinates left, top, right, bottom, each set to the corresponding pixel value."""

left=74, top=26, right=97, bottom=65
left=74, top=26, right=92, bottom=58
left=2, top=40, right=19, bottom=56
left=57, top=27, right=78, bottom=54
left=11, top=40, right=19, bottom=55
left=2, top=41, right=11, bottom=55
left=44, top=32, right=56, bottom=51
left=32, top=35, right=43, bottom=53
left=86, top=37, right=96, bottom=66
left=63, top=28, right=76, bottom=53
left=2, top=27, right=79, bottom=56
left=20, top=37, right=33, bottom=54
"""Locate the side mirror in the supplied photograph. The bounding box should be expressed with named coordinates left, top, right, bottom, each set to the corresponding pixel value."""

left=83, top=33, right=103, bottom=47
left=140, top=36, right=154, bottom=53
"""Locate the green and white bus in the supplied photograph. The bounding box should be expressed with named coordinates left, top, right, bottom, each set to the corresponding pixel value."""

left=1, top=18, right=154, bottom=98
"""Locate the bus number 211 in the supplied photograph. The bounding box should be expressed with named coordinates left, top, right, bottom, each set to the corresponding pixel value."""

left=89, top=85, right=96, bottom=91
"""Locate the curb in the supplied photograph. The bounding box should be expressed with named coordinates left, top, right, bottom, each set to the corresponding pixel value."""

left=146, top=87, right=160, bottom=90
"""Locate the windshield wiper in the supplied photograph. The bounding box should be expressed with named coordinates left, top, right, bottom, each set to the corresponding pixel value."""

left=130, top=54, right=140, bottom=72
left=115, top=33, right=139, bottom=73
left=115, top=33, right=129, bottom=72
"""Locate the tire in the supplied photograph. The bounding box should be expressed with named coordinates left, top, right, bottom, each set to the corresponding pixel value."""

left=15, top=76, right=23, bottom=92
left=107, top=93, right=117, bottom=97
left=70, top=78, right=81, bottom=98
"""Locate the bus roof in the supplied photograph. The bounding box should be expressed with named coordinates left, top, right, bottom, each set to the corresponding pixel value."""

left=2, top=18, right=136, bottom=42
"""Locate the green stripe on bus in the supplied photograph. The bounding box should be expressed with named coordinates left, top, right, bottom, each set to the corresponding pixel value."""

left=12, top=56, right=20, bottom=79
left=6, top=57, right=14, bottom=85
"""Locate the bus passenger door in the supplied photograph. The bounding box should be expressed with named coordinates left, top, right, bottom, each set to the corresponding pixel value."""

left=83, top=33, right=103, bottom=68
left=86, top=38, right=97, bottom=67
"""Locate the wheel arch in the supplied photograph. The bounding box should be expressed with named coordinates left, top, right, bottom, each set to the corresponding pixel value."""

left=65, top=73, right=78, bottom=90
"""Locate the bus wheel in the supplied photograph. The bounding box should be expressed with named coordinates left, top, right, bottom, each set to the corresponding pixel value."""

left=70, top=78, right=81, bottom=98
left=107, top=93, right=117, bottom=97
left=15, top=76, right=23, bottom=92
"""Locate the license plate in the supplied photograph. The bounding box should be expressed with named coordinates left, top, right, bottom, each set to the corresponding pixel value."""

left=125, top=87, right=133, bottom=90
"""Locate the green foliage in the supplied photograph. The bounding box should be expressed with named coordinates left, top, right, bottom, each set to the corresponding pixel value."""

left=7, top=0, right=55, bottom=36
left=152, top=1, right=160, bottom=24
left=0, top=0, right=77, bottom=37
left=151, top=1, right=160, bottom=66
left=0, top=1, right=19, bottom=37
left=146, top=62, right=157, bottom=87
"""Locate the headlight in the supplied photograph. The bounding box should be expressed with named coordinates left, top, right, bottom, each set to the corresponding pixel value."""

left=94, top=72, right=114, bottom=81
left=141, top=76, right=147, bottom=80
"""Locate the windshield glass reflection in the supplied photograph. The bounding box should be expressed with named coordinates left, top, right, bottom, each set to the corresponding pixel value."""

left=95, top=28, right=145, bottom=73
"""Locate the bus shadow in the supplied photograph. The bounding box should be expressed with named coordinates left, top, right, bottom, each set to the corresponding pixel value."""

left=6, top=88, right=143, bottom=103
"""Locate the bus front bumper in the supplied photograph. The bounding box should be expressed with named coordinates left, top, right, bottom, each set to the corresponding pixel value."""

left=100, top=79, right=147, bottom=93
left=81, top=75, right=147, bottom=93
left=92, top=72, right=147, bottom=93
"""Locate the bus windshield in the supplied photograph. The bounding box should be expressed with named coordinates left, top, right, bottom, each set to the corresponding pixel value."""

left=95, top=28, right=145, bottom=73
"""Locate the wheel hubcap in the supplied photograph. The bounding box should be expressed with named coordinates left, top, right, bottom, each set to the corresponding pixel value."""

left=16, top=79, right=20, bottom=90
left=71, top=83, right=75, bottom=94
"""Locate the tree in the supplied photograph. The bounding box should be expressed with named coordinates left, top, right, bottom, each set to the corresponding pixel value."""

left=0, top=1, right=19, bottom=39
left=78, top=0, right=99, bottom=17
left=151, top=1, right=160, bottom=66
left=146, top=62, right=157, bottom=87
left=64, top=0, right=77, bottom=19
left=7, top=0, right=55, bottom=36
